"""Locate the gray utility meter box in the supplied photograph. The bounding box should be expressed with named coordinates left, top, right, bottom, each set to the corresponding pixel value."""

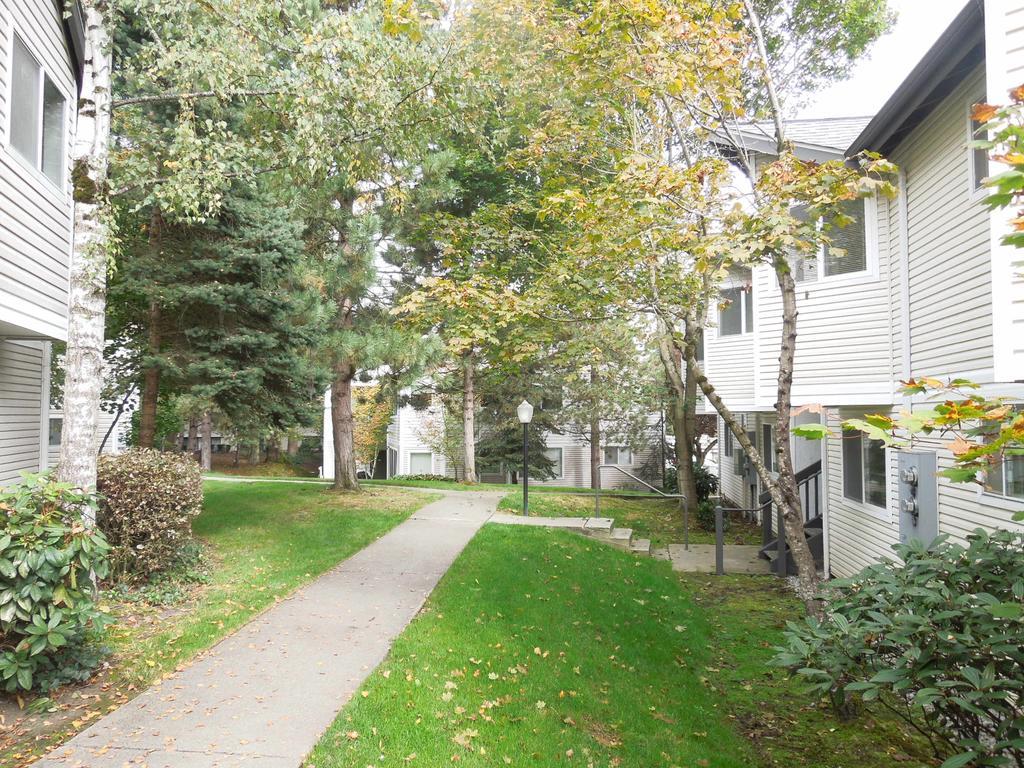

left=896, top=450, right=938, bottom=546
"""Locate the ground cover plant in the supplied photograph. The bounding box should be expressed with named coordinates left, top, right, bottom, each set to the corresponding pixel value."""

left=0, top=481, right=435, bottom=766
left=497, top=492, right=760, bottom=547
left=307, top=525, right=930, bottom=768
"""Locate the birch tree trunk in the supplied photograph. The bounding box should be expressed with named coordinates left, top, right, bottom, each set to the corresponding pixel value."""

left=200, top=411, right=212, bottom=471
left=656, top=330, right=697, bottom=512
left=57, top=1, right=112, bottom=498
left=462, top=353, right=478, bottom=483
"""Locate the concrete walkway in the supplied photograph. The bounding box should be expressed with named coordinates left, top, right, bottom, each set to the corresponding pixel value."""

left=37, top=490, right=502, bottom=768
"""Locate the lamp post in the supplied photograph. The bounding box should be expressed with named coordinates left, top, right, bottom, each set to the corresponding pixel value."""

left=517, top=399, right=534, bottom=515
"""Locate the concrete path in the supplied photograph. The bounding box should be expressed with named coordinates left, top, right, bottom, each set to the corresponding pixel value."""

left=37, top=491, right=502, bottom=768
left=668, top=543, right=771, bottom=574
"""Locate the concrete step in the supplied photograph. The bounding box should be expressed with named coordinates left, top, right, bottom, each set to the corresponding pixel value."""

left=582, top=517, right=614, bottom=534
left=650, top=547, right=671, bottom=561
left=629, top=538, right=651, bottom=556
left=607, top=527, right=634, bottom=550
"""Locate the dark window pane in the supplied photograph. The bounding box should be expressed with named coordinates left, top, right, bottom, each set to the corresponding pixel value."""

left=41, top=75, right=65, bottom=184
left=48, top=417, right=62, bottom=447
left=723, top=428, right=733, bottom=457
left=762, top=423, right=774, bottom=472
left=989, top=455, right=1024, bottom=499
left=823, top=199, right=867, bottom=277
left=843, top=432, right=863, bottom=502
left=11, top=35, right=40, bottom=164
left=719, top=287, right=743, bottom=335
left=863, top=438, right=887, bottom=508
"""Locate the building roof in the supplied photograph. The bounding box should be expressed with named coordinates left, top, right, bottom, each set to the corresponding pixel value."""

left=726, top=116, right=873, bottom=163
left=848, top=1, right=985, bottom=156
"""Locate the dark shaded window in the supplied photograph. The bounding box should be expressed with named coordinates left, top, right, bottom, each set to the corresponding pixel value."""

left=48, top=417, right=62, bottom=447
left=9, top=34, right=65, bottom=185
left=823, top=199, right=867, bottom=277
left=719, top=286, right=753, bottom=336
left=843, top=430, right=886, bottom=508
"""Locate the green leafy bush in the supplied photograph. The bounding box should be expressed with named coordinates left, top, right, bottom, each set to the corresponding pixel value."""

left=97, top=449, right=203, bottom=579
left=0, top=474, right=111, bottom=692
left=390, top=474, right=455, bottom=483
left=775, top=530, right=1024, bottom=767
left=695, top=499, right=720, bottom=532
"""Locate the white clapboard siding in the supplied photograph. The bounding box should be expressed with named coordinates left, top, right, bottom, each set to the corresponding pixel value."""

left=988, top=1, right=1024, bottom=381
left=896, top=66, right=993, bottom=382
left=0, top=340, right=45, bottom=485
left=754, top=194, right=897, bottom=407
left=703, top=330, right=756, bottom=409
left=825, top=405, right=1024, bottom=578
left=0, top=0, right=75, bottom=340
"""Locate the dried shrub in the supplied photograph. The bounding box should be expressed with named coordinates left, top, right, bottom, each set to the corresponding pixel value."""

left=97, top=449, right=203, bottom=579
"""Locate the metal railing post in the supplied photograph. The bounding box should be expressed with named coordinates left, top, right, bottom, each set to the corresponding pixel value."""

left=714, top=502, right=724, bottom=575
left=775, top=505, right=787, bottom=578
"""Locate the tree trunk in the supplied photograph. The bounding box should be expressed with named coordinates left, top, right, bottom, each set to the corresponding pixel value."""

left=331, top=359, right=360, bottom=490
left=56, top=1, right=112, bottom=499
left=287, top=433, right=300, bottom=456
left=268, top=438, right=280, bottom=463
left=187, top=417, right=198, bottom=456
left=462, top=353, right=478, bottom=483
left=589, top=365, right=601, bottom=489
left=232, top=445, right=240, bottom=467
left=772, top=258, right=819, bottom=598
left=138, top=299, right=162, bottom=448
left=200, top=411, right=212, bottom=471
left=656, top=329, right=698, bottom=512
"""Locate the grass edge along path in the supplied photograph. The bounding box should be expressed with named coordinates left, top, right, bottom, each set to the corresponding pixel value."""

left=306, top=525, right=932, bottom=768
left=1, top=481, right=438, bottom=767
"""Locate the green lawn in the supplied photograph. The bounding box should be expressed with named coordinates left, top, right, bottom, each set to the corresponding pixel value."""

left=306, top=526, right=932, bottom=768
left=1, top=481, right=435, bottom=766
left=497, top=491, right=761, bottom=547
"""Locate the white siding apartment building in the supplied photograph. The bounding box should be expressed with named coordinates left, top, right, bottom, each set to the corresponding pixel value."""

left=322, top=387, right=667, bottom=489
left=707, top=0, right=1024, bottom=577
left=0, top=0, right=84, bottom=485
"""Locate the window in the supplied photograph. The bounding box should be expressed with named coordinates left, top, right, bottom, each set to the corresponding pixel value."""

left=544, top=447, right=563, bottom=478
left=842, top=430, right=886, bottom=509
left=987, top=456, right=1024, bottom=500
left=48, top=417, right=62, bottom=447
left=792, top=200, right=871, bottom=282
left=603, top=446, right=632, bottom=466
left=719, top=285, right=753, bottom=336
left=969, top=92, right=990, bottom=193
left=409, top=451, right=432, bottom=474
left=9, top=34, right=66, bottom=185
left=762, top=423, right=774, bottom=473
left=723, top=427, right=734, bottom=458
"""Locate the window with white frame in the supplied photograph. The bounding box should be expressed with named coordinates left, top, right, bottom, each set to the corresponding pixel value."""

left=603, top=446, right=632, bottom=466
left=9, top=33, right=66, bottom=186
left=792, top=199, right=873, bottom=282
left=723, top=426, right=734, bottom=458
left=544, top=447, right=563, bottom=478
left=719, top=273, right=753, bottom=336
left=842, top=430, right=886, bottom=509
left=968, top=90, right=990, bottom=193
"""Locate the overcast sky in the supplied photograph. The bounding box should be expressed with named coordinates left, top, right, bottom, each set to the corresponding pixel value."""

left=799, top=0, right=969, bottom=120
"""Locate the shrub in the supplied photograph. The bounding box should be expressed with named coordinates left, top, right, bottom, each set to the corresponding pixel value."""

left=662, top=463, right=719, bottom=502
left=97, top=449, right=203, bottom=579
left=390, top=474, right=455, bottom=483
left=0, top=474, right=111, bottom=692
left=774, top=529, right=1024, bottom=768
left=695, top=499, right=719, bottom=532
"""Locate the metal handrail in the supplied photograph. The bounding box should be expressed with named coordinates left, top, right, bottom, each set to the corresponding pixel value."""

left=594, top=465, right=689, bottom=550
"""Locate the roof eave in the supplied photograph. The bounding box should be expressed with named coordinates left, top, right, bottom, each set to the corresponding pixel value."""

left=56, top=0, right=86, bottom=92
